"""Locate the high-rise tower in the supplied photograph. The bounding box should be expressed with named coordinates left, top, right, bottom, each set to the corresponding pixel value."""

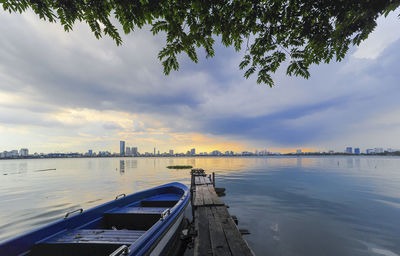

left=120, top=141, right=125, bottom=156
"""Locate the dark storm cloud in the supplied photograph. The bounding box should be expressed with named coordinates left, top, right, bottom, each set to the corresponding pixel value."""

left=187, top=40, right=400, bottom=146
left=198, top=96, right=352, bottom=144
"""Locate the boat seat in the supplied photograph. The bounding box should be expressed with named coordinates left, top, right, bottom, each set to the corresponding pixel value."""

left=28, top=229, right=145, bottom=256
left=103, top=207, right=170, bottom=230
left=112, top=206, right=170, bottom=214
left=140, top=200, right=178, bottom=207
left=140, top=193, right=180, bottom=207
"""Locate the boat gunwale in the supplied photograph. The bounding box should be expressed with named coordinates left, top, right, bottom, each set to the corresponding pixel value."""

left=127, top=187, right=189, bottom=255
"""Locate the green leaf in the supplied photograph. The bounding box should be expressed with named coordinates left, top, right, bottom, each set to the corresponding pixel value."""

left=2, top=0, right=397, bottom=85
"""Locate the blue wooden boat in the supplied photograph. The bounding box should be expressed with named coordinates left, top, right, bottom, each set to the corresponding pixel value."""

left=0, top=182, right=189, bottom=256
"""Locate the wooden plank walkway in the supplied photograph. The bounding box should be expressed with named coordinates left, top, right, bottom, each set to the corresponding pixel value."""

left=193, top=185, right=225, bottom=207
left=190, top=169, right=254, bottom=256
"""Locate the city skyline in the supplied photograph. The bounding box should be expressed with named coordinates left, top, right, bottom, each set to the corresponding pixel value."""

left=1, top=142, right=398, bottom=158
left=2, top=144, right=399, bottom=155
left=1, top=12, right=400, bottom=152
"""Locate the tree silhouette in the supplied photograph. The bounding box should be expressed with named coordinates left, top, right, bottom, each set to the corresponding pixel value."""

left=2, top=0, right=399, bottom=86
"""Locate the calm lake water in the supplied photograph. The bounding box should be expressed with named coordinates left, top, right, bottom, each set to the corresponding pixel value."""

left=0, top=156, right=399, bottom=256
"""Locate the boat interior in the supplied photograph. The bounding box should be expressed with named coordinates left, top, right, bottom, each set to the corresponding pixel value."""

left=26, top=189, right=183, bottom=256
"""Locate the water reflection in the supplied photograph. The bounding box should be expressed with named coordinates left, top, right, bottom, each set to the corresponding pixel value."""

left=347, top=158, right=354, bottom=168
left=18, top=163, right=27, bottom=173
left=355, top=158, right=360, bottom=168
left=296, top=157, right=302, bottom=168
left=119, top=160, right=125, bottom=174
left=0, top=156, right=400, bottom=256
left=87, top=159, right=93, bottom=170
left=126, top=159, right=137, bottom=169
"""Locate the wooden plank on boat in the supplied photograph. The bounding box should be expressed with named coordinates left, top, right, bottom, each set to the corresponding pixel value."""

left=110, top=206, right=168, bottom=214
left=46, top=229, right=146, bottom=244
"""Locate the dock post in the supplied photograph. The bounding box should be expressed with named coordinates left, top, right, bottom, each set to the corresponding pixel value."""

left=212, top=172, right=215, bottom=187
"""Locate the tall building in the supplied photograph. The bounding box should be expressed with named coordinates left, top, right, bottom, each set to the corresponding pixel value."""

left=10, top=150, right=19, bottom=157
left=354, top=148, right=360, bottom=154
left=190, top=148, right=196, bottom=155
left=366, top=149, right=375, bottom=154
left=154, top=147, right=156, bottom=156
left=132, top=147, right=138, bottom=156
left=169, top=149, right=174, bottom=156
left=211, top=150, right=222, bottom=156
left=345, top=147, right=353, bottom=154
left=88, top=149, right=93, bottom=156
left=19, top=148, right=29, bottom=157
left=120, top=141, right=125, bottom=156
left=126, top=147, right=131, bottom=156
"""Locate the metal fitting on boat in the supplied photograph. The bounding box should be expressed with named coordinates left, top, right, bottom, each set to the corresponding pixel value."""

left=160, top=209, right=171, bottom=220
left=109, top=245, right=130, bottom=256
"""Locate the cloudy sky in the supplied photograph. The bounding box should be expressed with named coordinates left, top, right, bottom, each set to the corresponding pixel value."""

left=0, top=10, right=399, bottom=154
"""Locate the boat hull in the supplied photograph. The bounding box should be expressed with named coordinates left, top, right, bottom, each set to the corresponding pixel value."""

left=149, top=205, right=186, bottom=256
left=0, top=182, right=189, bottom=256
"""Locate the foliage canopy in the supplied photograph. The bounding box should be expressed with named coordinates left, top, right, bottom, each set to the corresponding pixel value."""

left=2, top=0, right=399, bottom=86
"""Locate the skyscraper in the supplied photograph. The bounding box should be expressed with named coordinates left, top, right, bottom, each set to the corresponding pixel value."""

left=120, top=141, right=125, bottom=156
left=132, top=147, right=138, bottom=156
left=354, top=148, right=360, bottom=154
left=190, top=148, right=196, bottom=155
left=154, top=147, right=156, bottom=156
left=345, top=147, right=353, bottom=154
left=19, top=148, right=29, bottom=157
left=366, top=149, right=375, bottom=154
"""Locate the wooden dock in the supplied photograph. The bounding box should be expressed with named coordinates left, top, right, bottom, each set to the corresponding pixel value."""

left=190, top=169, right=254, bottom=256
